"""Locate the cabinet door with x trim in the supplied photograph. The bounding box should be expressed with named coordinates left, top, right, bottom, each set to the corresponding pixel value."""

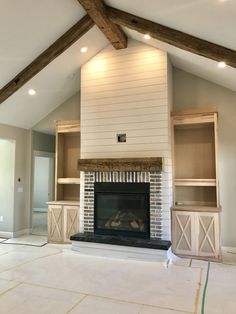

left=197, top=212, right=220, bottom=258
left=172, top=211, right=196, bottom=256
left=172, top=210, right=220, bottom=258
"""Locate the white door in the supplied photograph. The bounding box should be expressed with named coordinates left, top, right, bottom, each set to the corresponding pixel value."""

left=32, top=151, right=54, bottom=235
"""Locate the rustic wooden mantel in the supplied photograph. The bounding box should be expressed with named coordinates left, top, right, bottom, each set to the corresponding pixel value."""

left=78, top=158, right=162, bottom=172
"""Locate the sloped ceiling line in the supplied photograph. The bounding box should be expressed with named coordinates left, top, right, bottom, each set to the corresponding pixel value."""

left=0, top=14, right=94, bottom=105
left=1, top=1, right=236, bottom=107
left=107, top=6, right=236, bottom=69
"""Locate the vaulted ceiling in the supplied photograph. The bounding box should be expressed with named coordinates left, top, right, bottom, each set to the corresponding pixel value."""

left=0, top=0, right=236, bottom=129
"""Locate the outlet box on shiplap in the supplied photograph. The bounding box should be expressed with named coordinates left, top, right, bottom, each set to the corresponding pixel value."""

left=81, top=40, right=171, bottom=160
left=80, top=40, right=172, bottom=240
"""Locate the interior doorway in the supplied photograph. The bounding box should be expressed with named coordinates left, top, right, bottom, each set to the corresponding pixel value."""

left=0, top=138, right=15, bottom=234
left=32, top=151, right=54, bottom=236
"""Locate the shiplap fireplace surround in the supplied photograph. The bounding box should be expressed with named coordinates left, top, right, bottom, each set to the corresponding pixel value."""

left=80, top=40, right=172, bottom=241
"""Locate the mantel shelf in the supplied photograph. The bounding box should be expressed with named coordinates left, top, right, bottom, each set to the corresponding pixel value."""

left=78, top=158, right=162, bottom=172
left=175, top=178, right=216, bottom=187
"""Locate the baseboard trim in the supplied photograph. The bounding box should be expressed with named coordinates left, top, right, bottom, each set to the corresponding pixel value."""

left=0, top=231, right=13, bottom=239
left=222, top=246, right=236, bottom=252
left=13, top=228, right=32, bottom=237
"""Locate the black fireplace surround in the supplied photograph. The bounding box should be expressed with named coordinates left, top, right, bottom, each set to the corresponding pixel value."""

left=94, top=182, right=150, bottom=238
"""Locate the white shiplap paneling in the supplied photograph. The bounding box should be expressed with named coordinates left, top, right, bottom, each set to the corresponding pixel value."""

left=81, top=40, right=170, bottom=159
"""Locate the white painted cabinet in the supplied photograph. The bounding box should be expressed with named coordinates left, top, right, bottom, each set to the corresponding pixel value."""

left=172, top=210, right=220, bottom=259
left=48, top=202, right=79, bottom=243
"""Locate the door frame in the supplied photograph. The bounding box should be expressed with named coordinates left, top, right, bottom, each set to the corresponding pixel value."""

left=31, top=150, right=55, bottom=233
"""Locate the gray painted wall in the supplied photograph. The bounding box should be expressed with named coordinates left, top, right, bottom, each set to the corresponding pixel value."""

left=173, top=67, right=236, bottom=247
left=0, top=124, right=31, bottom=234
left=33, top=131, right=55, bottom=153
left=32, top=92, right=80, bottom=133
left=0, top=91, right=80, bottom=235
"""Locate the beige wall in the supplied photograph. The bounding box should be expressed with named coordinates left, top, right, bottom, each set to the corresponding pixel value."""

left=32, top=92, right=80, bottom=133
left=173, top=67, right=236, bottom=247
left=0, top=123, right=31, bottom=235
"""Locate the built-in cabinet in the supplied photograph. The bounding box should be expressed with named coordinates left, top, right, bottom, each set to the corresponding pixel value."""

left=48, top=202, right=79, bottom=243
left=48, top=120, right=80, bottom=243
left=172, top=209, right=220, bottom=258
left=171, top=109, right=221, bottom=260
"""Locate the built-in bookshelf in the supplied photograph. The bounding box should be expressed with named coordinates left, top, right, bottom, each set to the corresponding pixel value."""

left=171, top=109, right=221, bottom=260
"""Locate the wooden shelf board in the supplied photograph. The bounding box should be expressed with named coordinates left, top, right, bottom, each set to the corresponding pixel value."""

left=56, top=120, right=80, bottom=133
left=172, top=205, right=221, bottom=213
left=173, top=115, right=215, bottom=126
left=47, top=200, right=80, bottom=206
left=57, top=178, right=80, bottom=184
left=171, top=107, right=217, bottom=117
left=175, top=178, right=216, bottom=187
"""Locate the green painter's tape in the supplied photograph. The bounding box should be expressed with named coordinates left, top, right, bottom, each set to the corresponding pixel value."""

left=201, top=261, right=210, bottom=314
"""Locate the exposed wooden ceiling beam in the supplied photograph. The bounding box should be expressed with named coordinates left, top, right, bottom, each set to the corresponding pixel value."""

left=107, top=6, right=236, bottom=69
left=78, top=0, right=127, bottom=49
left=0, top=14, right=94, bottom=104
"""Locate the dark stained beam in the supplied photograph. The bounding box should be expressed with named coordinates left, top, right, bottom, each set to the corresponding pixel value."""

left=107, top=6, right=236, bottom=69
left=0, top=14, right=94, bottom=104
left=78, top=0, right=127, bottom=49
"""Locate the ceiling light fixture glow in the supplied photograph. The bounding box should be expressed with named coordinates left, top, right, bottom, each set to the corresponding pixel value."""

left=144, top=34, right=151, bottom=40
left=28, top=89, right=36, bottom=95
left=80, top=46, right=88, bottom=53
left=218, top=61, right=226, bottom=68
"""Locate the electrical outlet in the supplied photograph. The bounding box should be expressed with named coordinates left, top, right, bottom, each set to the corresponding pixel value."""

left=0, top=216, right=3, bottom=222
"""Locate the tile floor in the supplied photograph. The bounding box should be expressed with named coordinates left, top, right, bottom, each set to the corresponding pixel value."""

left=0, top=242, right=235, bottom=314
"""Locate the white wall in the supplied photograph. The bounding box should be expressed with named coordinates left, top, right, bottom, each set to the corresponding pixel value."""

left=173, top=67, right=236, bottom=247
left=81, top=40, right=171, bottom=159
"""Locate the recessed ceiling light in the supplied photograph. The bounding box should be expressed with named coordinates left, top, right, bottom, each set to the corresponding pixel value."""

left=28, top=89, right=36, bottom=95
left=218, top=61, right=226, bottom=68
left=144, top=34, right=151, bottom=40
left=80, top=46, right=88, bottom=53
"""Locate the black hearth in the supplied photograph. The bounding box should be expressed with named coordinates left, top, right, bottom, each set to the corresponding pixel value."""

left=94, top=182, right=150, bottom=238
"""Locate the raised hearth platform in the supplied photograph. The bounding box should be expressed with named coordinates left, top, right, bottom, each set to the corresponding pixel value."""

left=70, top=233, right=171, bottom=250
left=70, top=233, right=171, bottom=262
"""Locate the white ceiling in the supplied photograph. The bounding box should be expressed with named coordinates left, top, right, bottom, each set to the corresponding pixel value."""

left=1, top=0, right=236, bottom=129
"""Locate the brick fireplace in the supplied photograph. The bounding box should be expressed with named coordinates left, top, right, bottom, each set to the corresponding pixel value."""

left=80, top=170, right=163, bottom=239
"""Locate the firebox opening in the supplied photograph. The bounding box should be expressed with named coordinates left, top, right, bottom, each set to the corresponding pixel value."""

left=94, top=182, right=150, bottom=238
